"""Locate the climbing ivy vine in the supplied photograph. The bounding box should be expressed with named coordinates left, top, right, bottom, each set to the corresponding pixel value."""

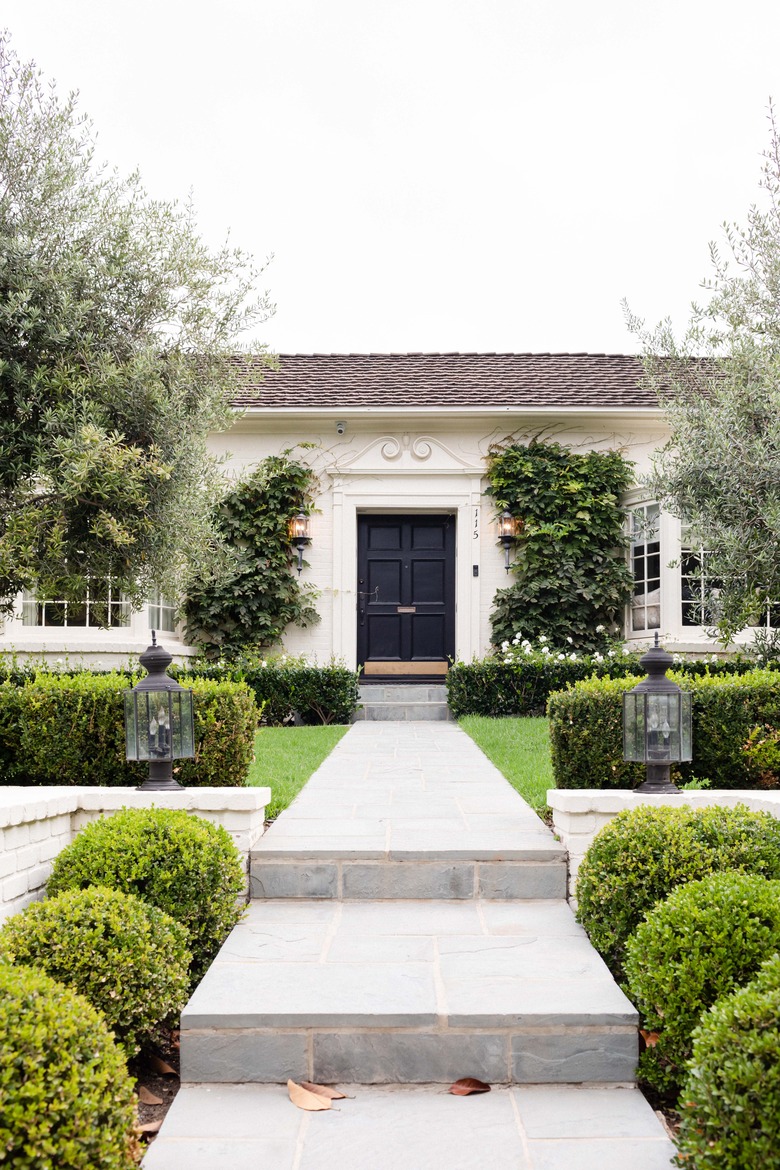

left=487, top=440, right=634, bottom=652
left=183, top=451, right=319, bottom=660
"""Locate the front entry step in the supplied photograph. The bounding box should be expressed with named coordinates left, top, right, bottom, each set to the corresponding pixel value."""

left=355, top=684, right=452, bottom=721
left=179, top=900, right=638, bottom=1086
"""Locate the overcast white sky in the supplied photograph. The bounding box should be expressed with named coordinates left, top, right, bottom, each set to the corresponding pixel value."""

left=3, top=1, right=780, bottom=356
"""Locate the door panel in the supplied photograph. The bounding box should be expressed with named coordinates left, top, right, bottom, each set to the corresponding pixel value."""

left=357, top=514, right=455, bottom=677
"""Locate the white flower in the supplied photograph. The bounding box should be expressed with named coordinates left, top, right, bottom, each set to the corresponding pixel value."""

left=501, top=640, right=510, bottom=651
left=539, top=635, right=548, bottom=643
left=261, top=660, right=267, bottom=668
left=607, top=650, right=616, bottom=657
left=541, top=646, right=551, bottom=656
left=622, top=648, right=631, bottom=655
left=594, top=652, right=603, bottom=662
left=504, top=657, right=513, bottom=664
left=596, top=624, right=605, bottom=633
left=557, top=653, right=566, bottom=661
left=523, top=646, right=533, bottom=655
left=569, top=653, right=578, bottom=661
left=566, top=636, right=573, bottom=644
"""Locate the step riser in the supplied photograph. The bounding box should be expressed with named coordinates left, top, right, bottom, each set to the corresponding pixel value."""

left=354, top=703, right=453, bottom=721
left=181, top=1027, right=638, bottom=1085
left=358, top=685, right=448, bottom=702
left=250, top=860, right=567, bottom=900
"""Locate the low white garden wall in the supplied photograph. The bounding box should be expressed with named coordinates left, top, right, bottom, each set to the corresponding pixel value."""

left=549, top=788, right=780, bottom=896
left=0, top=785, right=271, bottom=922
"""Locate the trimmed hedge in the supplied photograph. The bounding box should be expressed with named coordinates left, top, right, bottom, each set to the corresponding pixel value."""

left=47, top=807, right=246, bottom=983
left=575, top=803, right=780, bottom=981
left=676, top=952, right=780, bottom=1169
left=0, top=963, right=139, bottom=1169
left=0, top=886, right=191, bottom=1055
left=446, top=652, right=756, bottom=719
left=548, top=668, right=780, bottom=789
left=0, top=672, right=258, bottom=786
left=624, top=872, right=780, bottom=1097
left=177, top=657, right=360, bottom=725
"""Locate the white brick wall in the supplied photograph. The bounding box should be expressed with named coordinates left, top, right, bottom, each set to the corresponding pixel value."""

left=0, top=786, right=271, bottom=922
left=548, top=788, right=780, bottom=897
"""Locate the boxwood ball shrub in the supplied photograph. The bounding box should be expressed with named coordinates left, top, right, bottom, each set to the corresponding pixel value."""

left=47, top=807, right=245, bottom=982
left=575, top=803, right=780, bottom=981
left=676, top=953, right=780, bottom=1170
left=624, top=872, right=780, bottom=1097
left=0, top=886, right=191, bottom=1056
left=0, top=963, right=139, bottom=1169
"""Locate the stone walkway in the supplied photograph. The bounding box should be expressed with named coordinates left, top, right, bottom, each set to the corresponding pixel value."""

left=144, top=722, right=676, bottom=1169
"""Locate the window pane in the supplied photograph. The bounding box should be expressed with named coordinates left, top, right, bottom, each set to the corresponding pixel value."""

left=630, top=505, right=661, bottom=631
left=18, top=582, right=129, bottom=628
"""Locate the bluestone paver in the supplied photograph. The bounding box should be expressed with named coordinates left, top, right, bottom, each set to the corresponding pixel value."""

left=145, top=1084, right=675, bottom=1170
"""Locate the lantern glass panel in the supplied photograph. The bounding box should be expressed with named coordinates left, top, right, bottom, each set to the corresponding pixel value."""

left=680, top=692, right=693, bottom=761
left=172, top=690, right=195, bottom=758
left=124, top=691, right=138, bottom=761
left=498, top=512, right=515, bottom=540
left=623, top=692, right=646, bottom=761
left=645, top=693, right=679, bottom=763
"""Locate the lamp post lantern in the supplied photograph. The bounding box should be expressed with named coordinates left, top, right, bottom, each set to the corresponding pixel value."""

left=124, top=632, right=195, bottom=791
left=289, top=511, right=311, bottom=575
left=497, top=510, right=521, bottom=572
left=623, top=633, right=692, bottom=794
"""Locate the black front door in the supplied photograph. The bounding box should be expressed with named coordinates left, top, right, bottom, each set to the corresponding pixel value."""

left=357, top=514, right=456, bottom=678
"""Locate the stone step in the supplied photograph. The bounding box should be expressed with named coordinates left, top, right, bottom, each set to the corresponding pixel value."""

left=179, top=899, right=638, bottom=1086
left=355, top=683, right=453, bottom=722
left=143, top=1083, right=676, bottom=1170
left=250, top=856, right=566, bottom=900
left=251, top=723, right=566, bottom=899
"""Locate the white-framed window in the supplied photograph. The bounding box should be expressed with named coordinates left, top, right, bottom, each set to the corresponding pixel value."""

left=629, top=503, right=661, bottom=632
left=680, top=526, right=717, bottom=628
left=20, top=581, right=130, bottom=629
left=148, top=590, right=177, bottom=635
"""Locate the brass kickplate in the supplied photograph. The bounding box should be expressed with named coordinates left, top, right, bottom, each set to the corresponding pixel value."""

left=363, top=661, right=448, bottom=676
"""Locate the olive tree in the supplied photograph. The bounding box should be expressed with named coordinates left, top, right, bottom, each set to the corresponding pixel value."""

left=626, top=104, right=780, bottom=644
left=0, top=33, right=273, bottom=614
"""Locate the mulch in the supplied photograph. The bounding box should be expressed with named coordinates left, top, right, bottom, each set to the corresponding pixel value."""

left=128, top=1027, right=182, bottom=1147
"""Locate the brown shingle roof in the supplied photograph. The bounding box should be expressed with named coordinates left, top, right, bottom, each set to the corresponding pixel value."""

left=230, top=352, right=658, bottom=410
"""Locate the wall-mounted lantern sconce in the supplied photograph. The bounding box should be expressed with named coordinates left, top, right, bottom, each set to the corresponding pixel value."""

left=497, top=510, right=521, bottom=572
left=289, top=511, right=311, bottom=575
left=623, top=633, right=692, bottom=794
left=124, top=632, right=195, bottom=791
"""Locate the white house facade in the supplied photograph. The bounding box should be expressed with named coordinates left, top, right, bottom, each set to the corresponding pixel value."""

left=0, top=353, right=743, bottom=672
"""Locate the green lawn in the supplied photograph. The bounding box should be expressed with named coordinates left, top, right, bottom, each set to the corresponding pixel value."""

left=246, top=725, right=350, bottom=820
left=459, top=716, right=553, bottom=813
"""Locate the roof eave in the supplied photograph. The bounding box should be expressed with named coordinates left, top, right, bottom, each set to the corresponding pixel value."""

left=229, top=404, right=664, bottom=417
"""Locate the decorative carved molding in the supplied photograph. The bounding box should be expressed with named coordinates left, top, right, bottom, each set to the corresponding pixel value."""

left=333, top=433, right=483, bottom=475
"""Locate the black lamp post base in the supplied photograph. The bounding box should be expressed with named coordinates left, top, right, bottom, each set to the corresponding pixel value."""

left=137, top=761, right=184, bottom=792
left=635, top=764, right=681, bottom=795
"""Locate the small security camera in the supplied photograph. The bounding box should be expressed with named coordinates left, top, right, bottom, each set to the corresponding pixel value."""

left=335, top=420, right=347, bottom=435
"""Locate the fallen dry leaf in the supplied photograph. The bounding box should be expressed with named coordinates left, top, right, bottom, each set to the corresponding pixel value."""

left=288, top=1079, right=332, bottom=1111
left=138, top=1119, right=163, bottom=1135
left=299, top=1082, right=349, bottom=1100
left=640, top=1029, right=661, bottom=1048
left=449, top=1078, right=491, bottom=1096
left=148, top=1054, right=178, bottom=1077
left=138, top=1085, right=164, bottom=1106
